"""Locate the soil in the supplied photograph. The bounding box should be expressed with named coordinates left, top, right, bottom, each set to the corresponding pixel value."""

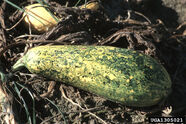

left=0, top=0, right=186, bottom=124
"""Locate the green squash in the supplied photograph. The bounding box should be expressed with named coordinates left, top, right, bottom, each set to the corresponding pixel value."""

left=12, top=45, right=172, bottom=107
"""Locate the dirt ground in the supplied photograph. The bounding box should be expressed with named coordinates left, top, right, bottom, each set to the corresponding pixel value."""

left=0, top=0, right=186, bottom=124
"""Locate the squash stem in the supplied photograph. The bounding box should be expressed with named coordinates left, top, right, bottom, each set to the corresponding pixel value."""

left=12, top=58, right=25, bottom=71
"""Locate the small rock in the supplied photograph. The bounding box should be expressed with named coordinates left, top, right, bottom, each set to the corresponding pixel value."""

left=162, top=0, right=186, bottom=24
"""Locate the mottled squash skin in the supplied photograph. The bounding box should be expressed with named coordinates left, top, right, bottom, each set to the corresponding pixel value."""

left=13, top=45, right=172, bottom=107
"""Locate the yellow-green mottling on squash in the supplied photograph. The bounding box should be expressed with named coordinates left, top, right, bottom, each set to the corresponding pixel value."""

left=12, top=45, right=172, bottom=107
